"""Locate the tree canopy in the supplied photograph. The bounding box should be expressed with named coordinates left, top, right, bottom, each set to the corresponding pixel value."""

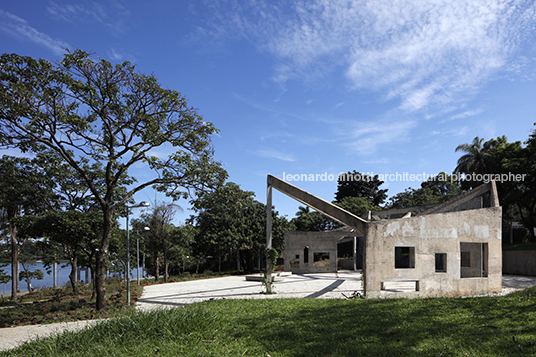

left=0, top=50, right=227, bottom=309
left=335, top=171, right=388, bottom=206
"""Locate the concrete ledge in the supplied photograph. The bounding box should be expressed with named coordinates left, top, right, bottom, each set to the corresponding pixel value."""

left=381, top=279, right=420, bottom=292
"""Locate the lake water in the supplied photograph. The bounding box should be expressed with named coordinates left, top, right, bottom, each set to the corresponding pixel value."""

left=0, top=263, right=141, bottom=295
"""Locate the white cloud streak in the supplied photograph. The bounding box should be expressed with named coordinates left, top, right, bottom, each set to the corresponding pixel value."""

left=335, top=119, right=417, bottom=155
left=0, top=10, right=69, bottom=55
left=47, top=1, right=130, bottom=35
left=255, top=149, right=296, bottom=162
left=198, top=0, right=536, bottom=112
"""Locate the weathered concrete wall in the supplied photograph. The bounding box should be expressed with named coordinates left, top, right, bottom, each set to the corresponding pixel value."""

left=503, top=250, right=536, bottom=276
left=365, top=206, right=502, bottom=298
left=284, top=231, right=339, bottom=273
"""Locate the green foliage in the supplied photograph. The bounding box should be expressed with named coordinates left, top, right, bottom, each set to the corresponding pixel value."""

left=453, top=131, right=536, bottom=241
left=1, top=49, right=227, bottom=309
left=18, top=268, right=44, bottom=291
left=335, top=171, right=388, bottom=205
left=388, top=172, right=463, bottom=209
left=190, top=182, right=288, bottom=273
left=290, top=206, right=335, bottom=232
left=266, top=248, right=278, bottom=267
left=132, top=202, right=191, bottom=281
left=0, top=263, right=11, bottom=285
left=455, top=136, right=497, bottom=186
left=335, top=196, right=380, bottom=216
left=263, top=248, right=278, bottom=294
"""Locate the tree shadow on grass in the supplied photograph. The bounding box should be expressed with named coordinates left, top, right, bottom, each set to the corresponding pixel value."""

left=233, top=288, right=536, bottom=357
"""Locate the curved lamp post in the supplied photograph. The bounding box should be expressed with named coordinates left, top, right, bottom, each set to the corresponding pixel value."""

left=126, top=201, right=150, bottom=305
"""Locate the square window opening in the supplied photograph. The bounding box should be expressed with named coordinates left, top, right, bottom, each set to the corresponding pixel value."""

left=395, top=247, right=415, bottom=269
left=313, top=252, right=330, bottom=267
left=460, top=242, right=488, bottom=278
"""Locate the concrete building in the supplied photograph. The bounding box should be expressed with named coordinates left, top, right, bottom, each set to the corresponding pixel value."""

left=266, top=175, right=502, bottom=298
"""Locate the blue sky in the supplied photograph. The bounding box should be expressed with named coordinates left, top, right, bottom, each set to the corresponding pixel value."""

left=1, top=0, right=536, bottom=223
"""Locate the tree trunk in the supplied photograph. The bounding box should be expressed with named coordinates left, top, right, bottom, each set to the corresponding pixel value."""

left=95, top=249, right=107, bottom=310
left=68, top=251, right=79, bottom=295
left=95, top=209, right=114, bottom=310
left=154, top=256, right=159, bottom=282
left=10, top=224, right=19, bottom=301
left=20, top=262, right=31, bottom=292
left=164, top=254, right=169, bottom=282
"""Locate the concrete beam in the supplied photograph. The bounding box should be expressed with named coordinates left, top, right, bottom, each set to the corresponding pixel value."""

left=267, top=174, right=367, bottom=234
left=371, top=204, right=438, bottom=217
left=420, top=181, right=497, bottom=215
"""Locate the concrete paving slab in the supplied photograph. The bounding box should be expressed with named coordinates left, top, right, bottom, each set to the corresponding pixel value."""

left=136, top=271, right=364, bottom=311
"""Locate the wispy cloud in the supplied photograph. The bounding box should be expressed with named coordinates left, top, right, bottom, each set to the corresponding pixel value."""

left=255, top=149, right=296, bottom=162
left=47, top=1, right=130, bottom=35
left=0, top=10, right=69, bottom=55
left=335, top=119, right=417, bottom=155
left=196, top=0, right=536, bottom=113
left=448, top=108, right=484, bottom=121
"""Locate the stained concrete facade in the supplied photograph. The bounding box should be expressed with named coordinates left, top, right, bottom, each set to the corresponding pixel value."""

left=284, top=231, right=358, bottom=273
left=364, top=206, right=502, bottom=298
left=267, top=174, right=502, bottom=298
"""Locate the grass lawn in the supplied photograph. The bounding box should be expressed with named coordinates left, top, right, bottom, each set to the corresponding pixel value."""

left=3, top=286, right=536, bottom=356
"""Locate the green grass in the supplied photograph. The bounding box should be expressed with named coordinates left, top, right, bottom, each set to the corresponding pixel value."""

left=4, top=287, right=536, bottom=357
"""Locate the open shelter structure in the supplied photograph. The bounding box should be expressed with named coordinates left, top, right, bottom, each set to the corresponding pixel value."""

left=266, top=174, right=502, bottom=298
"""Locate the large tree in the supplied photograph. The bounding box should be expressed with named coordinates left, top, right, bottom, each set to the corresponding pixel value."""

left=335, top=171, right=388, bottom=206
left=190, top=182, right=288, bottom=273
left=0, top=50, right=226, bottom=309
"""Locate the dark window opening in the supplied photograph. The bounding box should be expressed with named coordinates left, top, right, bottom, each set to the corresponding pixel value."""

left=435, top=253, right=447, bottom=273
left=313, top=252, right=330, bottom=267
left=303, top=247, right=309, bottom=264
left=461, top=251, right=471, bottom=267
left=460, top=242, right=488, bottom=278
left=395, top=247, right=415, bottom=269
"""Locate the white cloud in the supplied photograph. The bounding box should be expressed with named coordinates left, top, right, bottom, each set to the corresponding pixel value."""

left=109, top=48, right=123, bottom=61
left=448, top=108, right=484, bottom=121
left=255, top=149, right=296, bottom=162
left=198, top=0, right=536, bottom=113
left=47, top=1, right=130, bottom=35
left=0, top=10, right=69, bottom=55
left=335, top=119, right=417, bottom=155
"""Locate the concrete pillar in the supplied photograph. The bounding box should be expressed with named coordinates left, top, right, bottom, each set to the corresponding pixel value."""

left=353, top=236, right=357, bottom=271
left=266, top=185, right=272, bottom=250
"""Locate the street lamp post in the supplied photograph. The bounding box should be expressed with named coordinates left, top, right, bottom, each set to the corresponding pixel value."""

left=126, top=201, right=150, bottom=306
left=137, top=226, right=150, bottom=286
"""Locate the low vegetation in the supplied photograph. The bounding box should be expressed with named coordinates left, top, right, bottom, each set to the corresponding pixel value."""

left=3, top=287, right=536, bottom=356
left=0, top=272, right=228, bottom=328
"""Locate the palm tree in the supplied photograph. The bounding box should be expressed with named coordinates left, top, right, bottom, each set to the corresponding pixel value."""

left=455, top=137, right=496, bottom=174
left=454, top=136, right=495, bottom=188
